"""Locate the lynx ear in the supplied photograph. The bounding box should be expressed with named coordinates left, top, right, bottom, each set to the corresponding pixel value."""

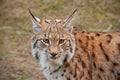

left=28, top=8, right=42, bottom=34
left=63, top=9, right=77, bottom=32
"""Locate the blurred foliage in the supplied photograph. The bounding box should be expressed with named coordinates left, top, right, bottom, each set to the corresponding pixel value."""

left=0, top=0, right=120, bottom=80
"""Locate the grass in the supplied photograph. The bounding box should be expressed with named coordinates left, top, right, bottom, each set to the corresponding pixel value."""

left=95, top=0, right=102, bottom=5
left=39, top=0, right=67, bottom=9
left=48, top=0, right=67, bottom=9
left=0, top=0, right=120, bottom=80
left=110, top=19, right=118, bottom=25
left=20, top=75, right=27, bottom=80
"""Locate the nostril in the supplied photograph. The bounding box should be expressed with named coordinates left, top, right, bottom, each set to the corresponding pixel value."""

left=51, top=53, right=57, bottom=57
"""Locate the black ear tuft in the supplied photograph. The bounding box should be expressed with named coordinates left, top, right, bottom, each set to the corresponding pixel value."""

left=63, top=8, right=77, bottom=32
left=28, top=8, right=42, bottom=34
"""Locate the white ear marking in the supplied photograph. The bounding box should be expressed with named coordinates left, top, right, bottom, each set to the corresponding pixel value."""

left=31, top=18, right=41, bottom=34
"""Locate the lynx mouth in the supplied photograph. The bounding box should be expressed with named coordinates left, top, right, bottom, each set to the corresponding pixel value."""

left=47, top=53, right=60, bottom=60
left=50, top=56, right=58, bottom=59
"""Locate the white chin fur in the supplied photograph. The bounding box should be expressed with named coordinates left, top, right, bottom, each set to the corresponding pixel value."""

left=40, top=51, right=74, bottom=69
left=47, top=53, right=66, bottom=66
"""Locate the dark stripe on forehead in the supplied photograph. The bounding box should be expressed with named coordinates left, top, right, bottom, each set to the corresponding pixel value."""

left=50, top=20, right=56, bottom=26
left=43, top=24, right=51, bottom=38
left=48, top=23, right=61, bottom=39
left=50, top=21, right=58, bottom=32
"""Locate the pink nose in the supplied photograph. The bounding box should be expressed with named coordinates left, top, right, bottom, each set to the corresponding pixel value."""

left=51, top=53, right=57, bottom=57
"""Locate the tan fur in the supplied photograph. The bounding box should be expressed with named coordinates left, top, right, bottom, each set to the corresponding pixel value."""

left=29, top=9, right=120, bottom=80
left=63, top=28, right=120, bottom=80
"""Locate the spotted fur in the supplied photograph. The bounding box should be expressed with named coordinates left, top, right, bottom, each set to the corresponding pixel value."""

left=29, top=9, right=120, bottom=80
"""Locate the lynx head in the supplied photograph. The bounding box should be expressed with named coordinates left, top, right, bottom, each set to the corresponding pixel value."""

left=29, top=9, right=76, bottom=66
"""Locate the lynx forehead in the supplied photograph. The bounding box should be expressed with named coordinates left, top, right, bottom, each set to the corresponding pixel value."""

left=29, top=9, right=120, bottom=80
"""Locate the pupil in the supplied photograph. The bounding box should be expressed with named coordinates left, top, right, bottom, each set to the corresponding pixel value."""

left=44, top=39, right=49, bottom=43
left=59, top=39, right=64, bottom=44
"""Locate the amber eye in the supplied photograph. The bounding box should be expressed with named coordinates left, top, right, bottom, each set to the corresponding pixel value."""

left=59, top=39, right=65, bottom=44
left=42, top=39, right=50, bottom=44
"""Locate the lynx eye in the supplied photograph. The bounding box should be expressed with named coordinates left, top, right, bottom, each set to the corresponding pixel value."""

left=42, top=39, right=50, bottom=44
left=59, top=39, right=65, bottom=44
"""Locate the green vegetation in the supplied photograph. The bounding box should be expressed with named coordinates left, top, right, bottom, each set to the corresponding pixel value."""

left=20, top=75, right=26, bottom=80
left=0, top=0, right=120, bottom=80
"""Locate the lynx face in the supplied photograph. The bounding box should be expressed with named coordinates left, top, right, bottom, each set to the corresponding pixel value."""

left=29, top=9, right=76, bottom=66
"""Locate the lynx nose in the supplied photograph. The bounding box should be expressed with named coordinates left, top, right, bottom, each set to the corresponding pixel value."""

left=51, top=53, right=57, bottom=57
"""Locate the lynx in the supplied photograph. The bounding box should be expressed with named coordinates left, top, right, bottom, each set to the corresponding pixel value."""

left=29, top=9, right=120, bottom=80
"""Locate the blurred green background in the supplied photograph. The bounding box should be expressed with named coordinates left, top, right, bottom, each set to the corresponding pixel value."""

left=0, top=0, right=120, bottom=80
